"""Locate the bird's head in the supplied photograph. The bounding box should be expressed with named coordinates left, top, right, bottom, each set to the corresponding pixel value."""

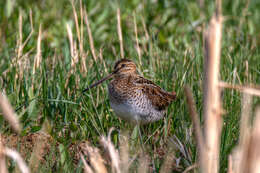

left=113, top=59, right=137, bottom=76
left=82, top=59, right=137, bottom=92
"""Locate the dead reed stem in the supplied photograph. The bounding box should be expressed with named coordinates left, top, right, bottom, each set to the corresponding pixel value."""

left=33, top=24, right=42, bottom=75
left=84, top=9, right=97, bottom=62
left=239, top=107, right=260, bottom=173
left=80, top=0, right=84, bottom=52
left=219, top=81, right=260, bottom=97
left=71, top=0, right=87, bottom=73
left=17, top=10, right=34, bottom=59
left=99, top=48, right=108, bottom=73
left=184, top=87, right=205, bottom=166
left=230, top=93, right=251, bottom=173
left=117, top=8, right=124, bottom=58
left=80, top=143, right=107, bottom=173
left=202, top=2, right=223, bottom=172
left=4, top=147, right=30, bottom=173
left=66, top=23, right=78, bottom=68
left=141, top=17, right=149, bottom=41
left=133, top=14, right=142, bottom=65
left=0, top=93, right=21, bottom=133
left=14, top=10, right=34, bottom=83
left=65, top=23, right=80, bottom=88
left=0, top=137, right=7, bottom=173
left=183, top=164, right=198, bottom=173
left=17, top=12, right=23, bottom=59
left=100, top=128, right=121, bottom=173
left=227, top=155, right=233, bottom=173
left=239, top=93, right=252, bottom=147
left=71, top=0, right=82, bottom=52
left=80, top=153, right=94, bottom=173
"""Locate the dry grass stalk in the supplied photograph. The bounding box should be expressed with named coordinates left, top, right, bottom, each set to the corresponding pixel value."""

left=70, top=0, right=87, bottom=73
left=17, top=11, right=23, bottom=59
left=33, top=24, right=42, bottom=75
left=99, top=48, right=108, bottom=74
left=80, top=142, right=107, bottom=173
left=230, top=93, right=260, bottom=173
left=228, top=93, right=252, bottom=173
left=117, top=8, right=124, bottom=58
left=100, top=128, right=121, bottom=173
left=230, top=94, right=252, bottom=172
left=227, top=155, right=233, bottom=173
left=80, top=51, right=88, bottom=74
left=183, top=164, right=198, bottom=173
left=80, top=153, right=94, bottom=173
left=140, top=17, right=149, bottom=53
left=239, top=93, right=252, bottom=148
left=65, top=23, right=80, bottom=88
left=184, top=87, right=205, bottom=167
left=17, top=9, right=34, bottom=59
left=66, top=23, right=79, bottom=69
left=80, top=0, right=84, bottom=52
left=4, top=147, right=30, bottom=173
left=219, top=81, right=260, bottom=97
left=84, top=9, right=97, bottom=62
left=71, top=0, right=82, bottom=52
left=0, top=137, right=8, bottom=173
left=246, top=107, right=260, bottom=172
left=13, top=10, right=34, bottom=82
left=133, top=14, right=142, bottom=65
left=202, top=2, right=223, bottom=172
left=233, top=107, right=260, bottom=173
left=141, top=17, right=149, bottom=42
left=245, top=60, right=249, bottom=82
left=0, top=93, right=21, bottom=133
left=79, top=0, right=87, bottom=73
left=238, top=0, right=250, bottom=33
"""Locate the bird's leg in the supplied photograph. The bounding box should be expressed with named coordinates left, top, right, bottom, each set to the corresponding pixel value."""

left=135, top=120, right=145, bottom=153
left=138, top=125, right=145, bottom=153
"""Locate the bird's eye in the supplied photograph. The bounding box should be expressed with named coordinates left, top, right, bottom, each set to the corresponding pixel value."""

left=121, top=64, right=126, bottom=67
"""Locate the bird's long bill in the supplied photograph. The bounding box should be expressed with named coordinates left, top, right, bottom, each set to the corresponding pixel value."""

left=82, top=73, right=114, bottom=93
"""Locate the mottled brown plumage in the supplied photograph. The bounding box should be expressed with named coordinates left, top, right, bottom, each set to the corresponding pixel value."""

left=83, top=59, right=176, bottom=124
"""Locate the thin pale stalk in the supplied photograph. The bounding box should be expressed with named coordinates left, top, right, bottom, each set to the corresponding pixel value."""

left=219, top=81, right=260, bottom=97
left=80, top=154, right=94, bottom=173
left=0, top=137, right=7, bottom=173
left=133, top=14, right=142, bottom=65
left=33, top=24, right=42, bottom=75
left=203, top=2, right=223, bottom=172
left=5, top=147, right=30, bottom=173
left=0, top=93, right=21, bottom=133
left=184, top=86, right=205, bottom=169
left=84, top=9, right=97, bottom=62
left=71, top=0, right=82, bottom=53
left=117, top=8, right=124, bottom=58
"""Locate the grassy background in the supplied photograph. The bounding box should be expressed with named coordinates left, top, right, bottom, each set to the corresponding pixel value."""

left=0, top=0, right=260, bottom=172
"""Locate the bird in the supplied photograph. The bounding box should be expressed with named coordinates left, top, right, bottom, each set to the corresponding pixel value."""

left=82, top=59, right=176, bottom=125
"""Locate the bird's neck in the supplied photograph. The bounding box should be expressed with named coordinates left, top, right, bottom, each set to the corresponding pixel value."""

left=114, top=73, right=138, bottom=79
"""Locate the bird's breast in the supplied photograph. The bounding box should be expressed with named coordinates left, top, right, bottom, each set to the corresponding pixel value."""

left=108, top=82, right=165, bottom=123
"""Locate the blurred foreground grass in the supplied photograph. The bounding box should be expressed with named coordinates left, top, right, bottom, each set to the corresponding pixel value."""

left=0, top=0, right=260, bottom=172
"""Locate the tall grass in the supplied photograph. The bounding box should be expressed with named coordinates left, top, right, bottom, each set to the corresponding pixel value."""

left=0, top=0, right=260, bottom=172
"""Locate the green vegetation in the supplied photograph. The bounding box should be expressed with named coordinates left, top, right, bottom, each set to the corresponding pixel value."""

left=0, top=0, right=260, bottom=172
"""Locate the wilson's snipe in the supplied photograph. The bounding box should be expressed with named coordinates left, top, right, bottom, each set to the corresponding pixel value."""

left=83, top=59, right=176, bottom=124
